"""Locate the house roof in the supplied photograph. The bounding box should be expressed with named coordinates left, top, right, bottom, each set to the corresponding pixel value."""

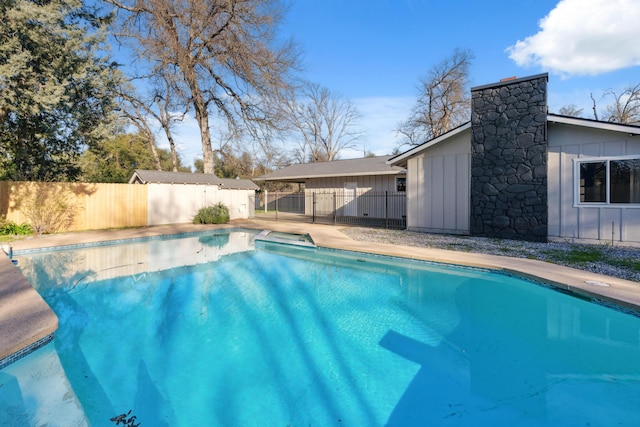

left=546, top=114, right=640, bottom=134
left=387, top=122, right=471, bottom=167
left=388, top=115, right=640, bottom=167
left=254, top=155, right=407, bottom=183
left=128, top=170, right=259, bottom=190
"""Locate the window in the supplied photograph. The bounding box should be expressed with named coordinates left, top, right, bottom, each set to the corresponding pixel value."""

left=396, top=177, right=406, bottom=192
left=576, top=157, right=640, bottom=205
left=611, top=159, right=640, bottom=203
left=579, top=162, right=606, bottom=202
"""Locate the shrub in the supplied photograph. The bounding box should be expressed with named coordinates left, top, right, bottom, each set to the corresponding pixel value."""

left=193, top=203, right=230, bottom=224
left=18, top=184, right=76, bottom=235
left=0, top=217, right=33, bottom=235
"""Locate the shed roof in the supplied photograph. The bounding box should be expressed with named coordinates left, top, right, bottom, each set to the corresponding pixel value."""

left=128, top=170, right=259, bottom=190
left=254, top=155, right=406, bottom=183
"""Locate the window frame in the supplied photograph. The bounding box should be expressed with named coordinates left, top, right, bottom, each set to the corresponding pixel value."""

left=574, top=155, right=640, bottom=208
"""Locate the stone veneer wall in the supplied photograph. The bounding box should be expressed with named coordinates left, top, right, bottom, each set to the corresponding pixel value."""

left=470, top=74, right=548, bottom=241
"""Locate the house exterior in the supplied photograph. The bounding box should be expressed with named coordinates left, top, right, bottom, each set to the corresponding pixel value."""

left=254, top=156, right=407, bottom=224
left=389, top=74, right=640, bottom=244
left=129, top=170, right=259, bottom=224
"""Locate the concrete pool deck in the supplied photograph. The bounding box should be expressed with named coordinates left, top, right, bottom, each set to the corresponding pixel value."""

left=2, top=219, right=640, bottom=366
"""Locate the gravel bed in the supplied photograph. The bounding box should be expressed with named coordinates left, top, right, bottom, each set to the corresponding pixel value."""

left=340, top=227, right=640, bottom=283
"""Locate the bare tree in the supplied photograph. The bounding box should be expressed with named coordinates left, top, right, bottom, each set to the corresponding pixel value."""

left=590, top=84, right=640, bottom=124
left=590, top=93, right=600, bottom=121
left=397, top=48, right=474, bottom=147
left=283, top=82, right=365, bottom=162
left=118, top=90, right=163, bottom=170
left=147, top=76, right=185, bottom=172
left=122, top=72, right=189, bottom=172
left=557, top=104, right=584, bottom=117
left=105, top=0, right=299, bottom=174
left=602, top=83, right=640, bottom=124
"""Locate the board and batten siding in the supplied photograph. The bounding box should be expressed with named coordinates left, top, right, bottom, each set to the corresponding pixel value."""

left=304, top=174, right=400, bottom=193
left=547, top=122, right=640, bottom=244
left=146, top=183, right=255, bottom=225
left=406, top=130, right=471, bottom=234
left=303, top=175, right=404, bottom=218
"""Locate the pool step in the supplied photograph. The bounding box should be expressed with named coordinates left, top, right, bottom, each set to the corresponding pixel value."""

left=253, top=230, right=316, bottom=248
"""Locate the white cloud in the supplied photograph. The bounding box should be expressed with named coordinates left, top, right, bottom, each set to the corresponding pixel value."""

left=507, top=0, right=640, bottom=76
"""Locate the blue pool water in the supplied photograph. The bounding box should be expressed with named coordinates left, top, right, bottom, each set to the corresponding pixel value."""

left=3, top=230, right=640, bottom=426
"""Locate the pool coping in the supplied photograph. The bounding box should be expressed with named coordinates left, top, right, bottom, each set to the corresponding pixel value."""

left=236, top=220, right=640, bottom=315
left=0, top=254, right=58, bottom=366
left=2, top=220, right=640, bottom=368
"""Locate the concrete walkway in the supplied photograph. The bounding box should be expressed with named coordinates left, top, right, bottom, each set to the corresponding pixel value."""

left=2, top=219, right=640, bottom=367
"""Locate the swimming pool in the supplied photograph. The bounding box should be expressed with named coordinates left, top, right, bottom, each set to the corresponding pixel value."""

left=3, top=229, right=640, bottom=426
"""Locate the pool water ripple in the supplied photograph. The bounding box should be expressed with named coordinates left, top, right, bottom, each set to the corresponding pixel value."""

left=2, top=230, right=640, bottom=426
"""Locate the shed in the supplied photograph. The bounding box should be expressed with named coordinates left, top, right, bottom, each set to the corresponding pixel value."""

left=128, top=170, right=259, bottom=190
left=128, top=170, right=258, bottom=224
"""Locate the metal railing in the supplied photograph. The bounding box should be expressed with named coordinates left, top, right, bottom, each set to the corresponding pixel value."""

left=255, top=191, right=406, bottom=229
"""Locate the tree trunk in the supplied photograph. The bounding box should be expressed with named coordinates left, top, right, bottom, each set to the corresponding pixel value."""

left=164, top=127, right=179, bottom=172
left=150, top=140, right=162, bottom=171
left=140, top=121, right=162, bottom=171
left=193, top=96, right=215, bottom=174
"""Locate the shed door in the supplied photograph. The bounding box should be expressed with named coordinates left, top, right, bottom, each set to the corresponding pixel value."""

left=344, top=182, right=357, bottom=216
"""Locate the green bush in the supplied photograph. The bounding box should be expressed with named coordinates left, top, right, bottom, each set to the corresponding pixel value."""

left=193, top=203, right=230, bottom=224
left=0, top=218, right=33, bottom=235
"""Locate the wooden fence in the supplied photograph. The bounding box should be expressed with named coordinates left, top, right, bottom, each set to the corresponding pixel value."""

left=1, top=181, right=148, bottom=232
left=1, top=181, right=255, bottom=233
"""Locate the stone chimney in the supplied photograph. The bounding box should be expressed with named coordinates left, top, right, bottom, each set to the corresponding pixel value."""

left=469, top=73, right=548, bottom=242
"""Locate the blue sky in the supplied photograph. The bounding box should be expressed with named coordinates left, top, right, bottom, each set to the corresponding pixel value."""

left=163, top=0, right=640, bottom=164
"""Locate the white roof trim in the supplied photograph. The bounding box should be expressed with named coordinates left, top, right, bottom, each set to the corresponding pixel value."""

left=388, top=122, right=471, bottom=165
left=388, top=115, right=640, bottom=166
left=256, top=169, right=404, bottom=182
left=128, top=171, right=142, bottom=184
left=547, top=114, right=640, bottom=135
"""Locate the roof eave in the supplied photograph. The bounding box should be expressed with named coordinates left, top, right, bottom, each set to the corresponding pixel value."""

left=388, top=122, right=472, bottom=166
left=128, top=171, right=145, bottom=184
left=547, top=114, right=640, bottom=135
left=255, top=169, right=406, bottom=182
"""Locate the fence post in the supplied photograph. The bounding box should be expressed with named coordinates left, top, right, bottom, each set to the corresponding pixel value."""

left=333, top=192, right=337, bottom=224
left=275, top=192, right=278, bottom=221
left=385, top=191, right=389, bottom=229
left=312, top=192, right=316, bottom=223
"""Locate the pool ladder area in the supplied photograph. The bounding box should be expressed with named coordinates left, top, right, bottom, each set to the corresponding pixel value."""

left=1, top=244, right=17, bottom=265
left=253, top=230, right=316, bottom=248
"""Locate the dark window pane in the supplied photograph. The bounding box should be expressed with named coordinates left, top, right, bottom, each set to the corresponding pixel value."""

left=580, top=162, right=606, bottom=202
left=396, top=177, right=406, bottom=192
left=611, top=159, right=640, bottom=203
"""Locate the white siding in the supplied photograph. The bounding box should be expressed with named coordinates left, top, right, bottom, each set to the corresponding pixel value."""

left=304, top=174, right=401, bottom=192
left=406, top=129, right=471, bottom=234
left=548, top=122, right=640, bottom=244
left=146, top=183, right=255, bottom=225
left=304, top=174, right=405, bottom=218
